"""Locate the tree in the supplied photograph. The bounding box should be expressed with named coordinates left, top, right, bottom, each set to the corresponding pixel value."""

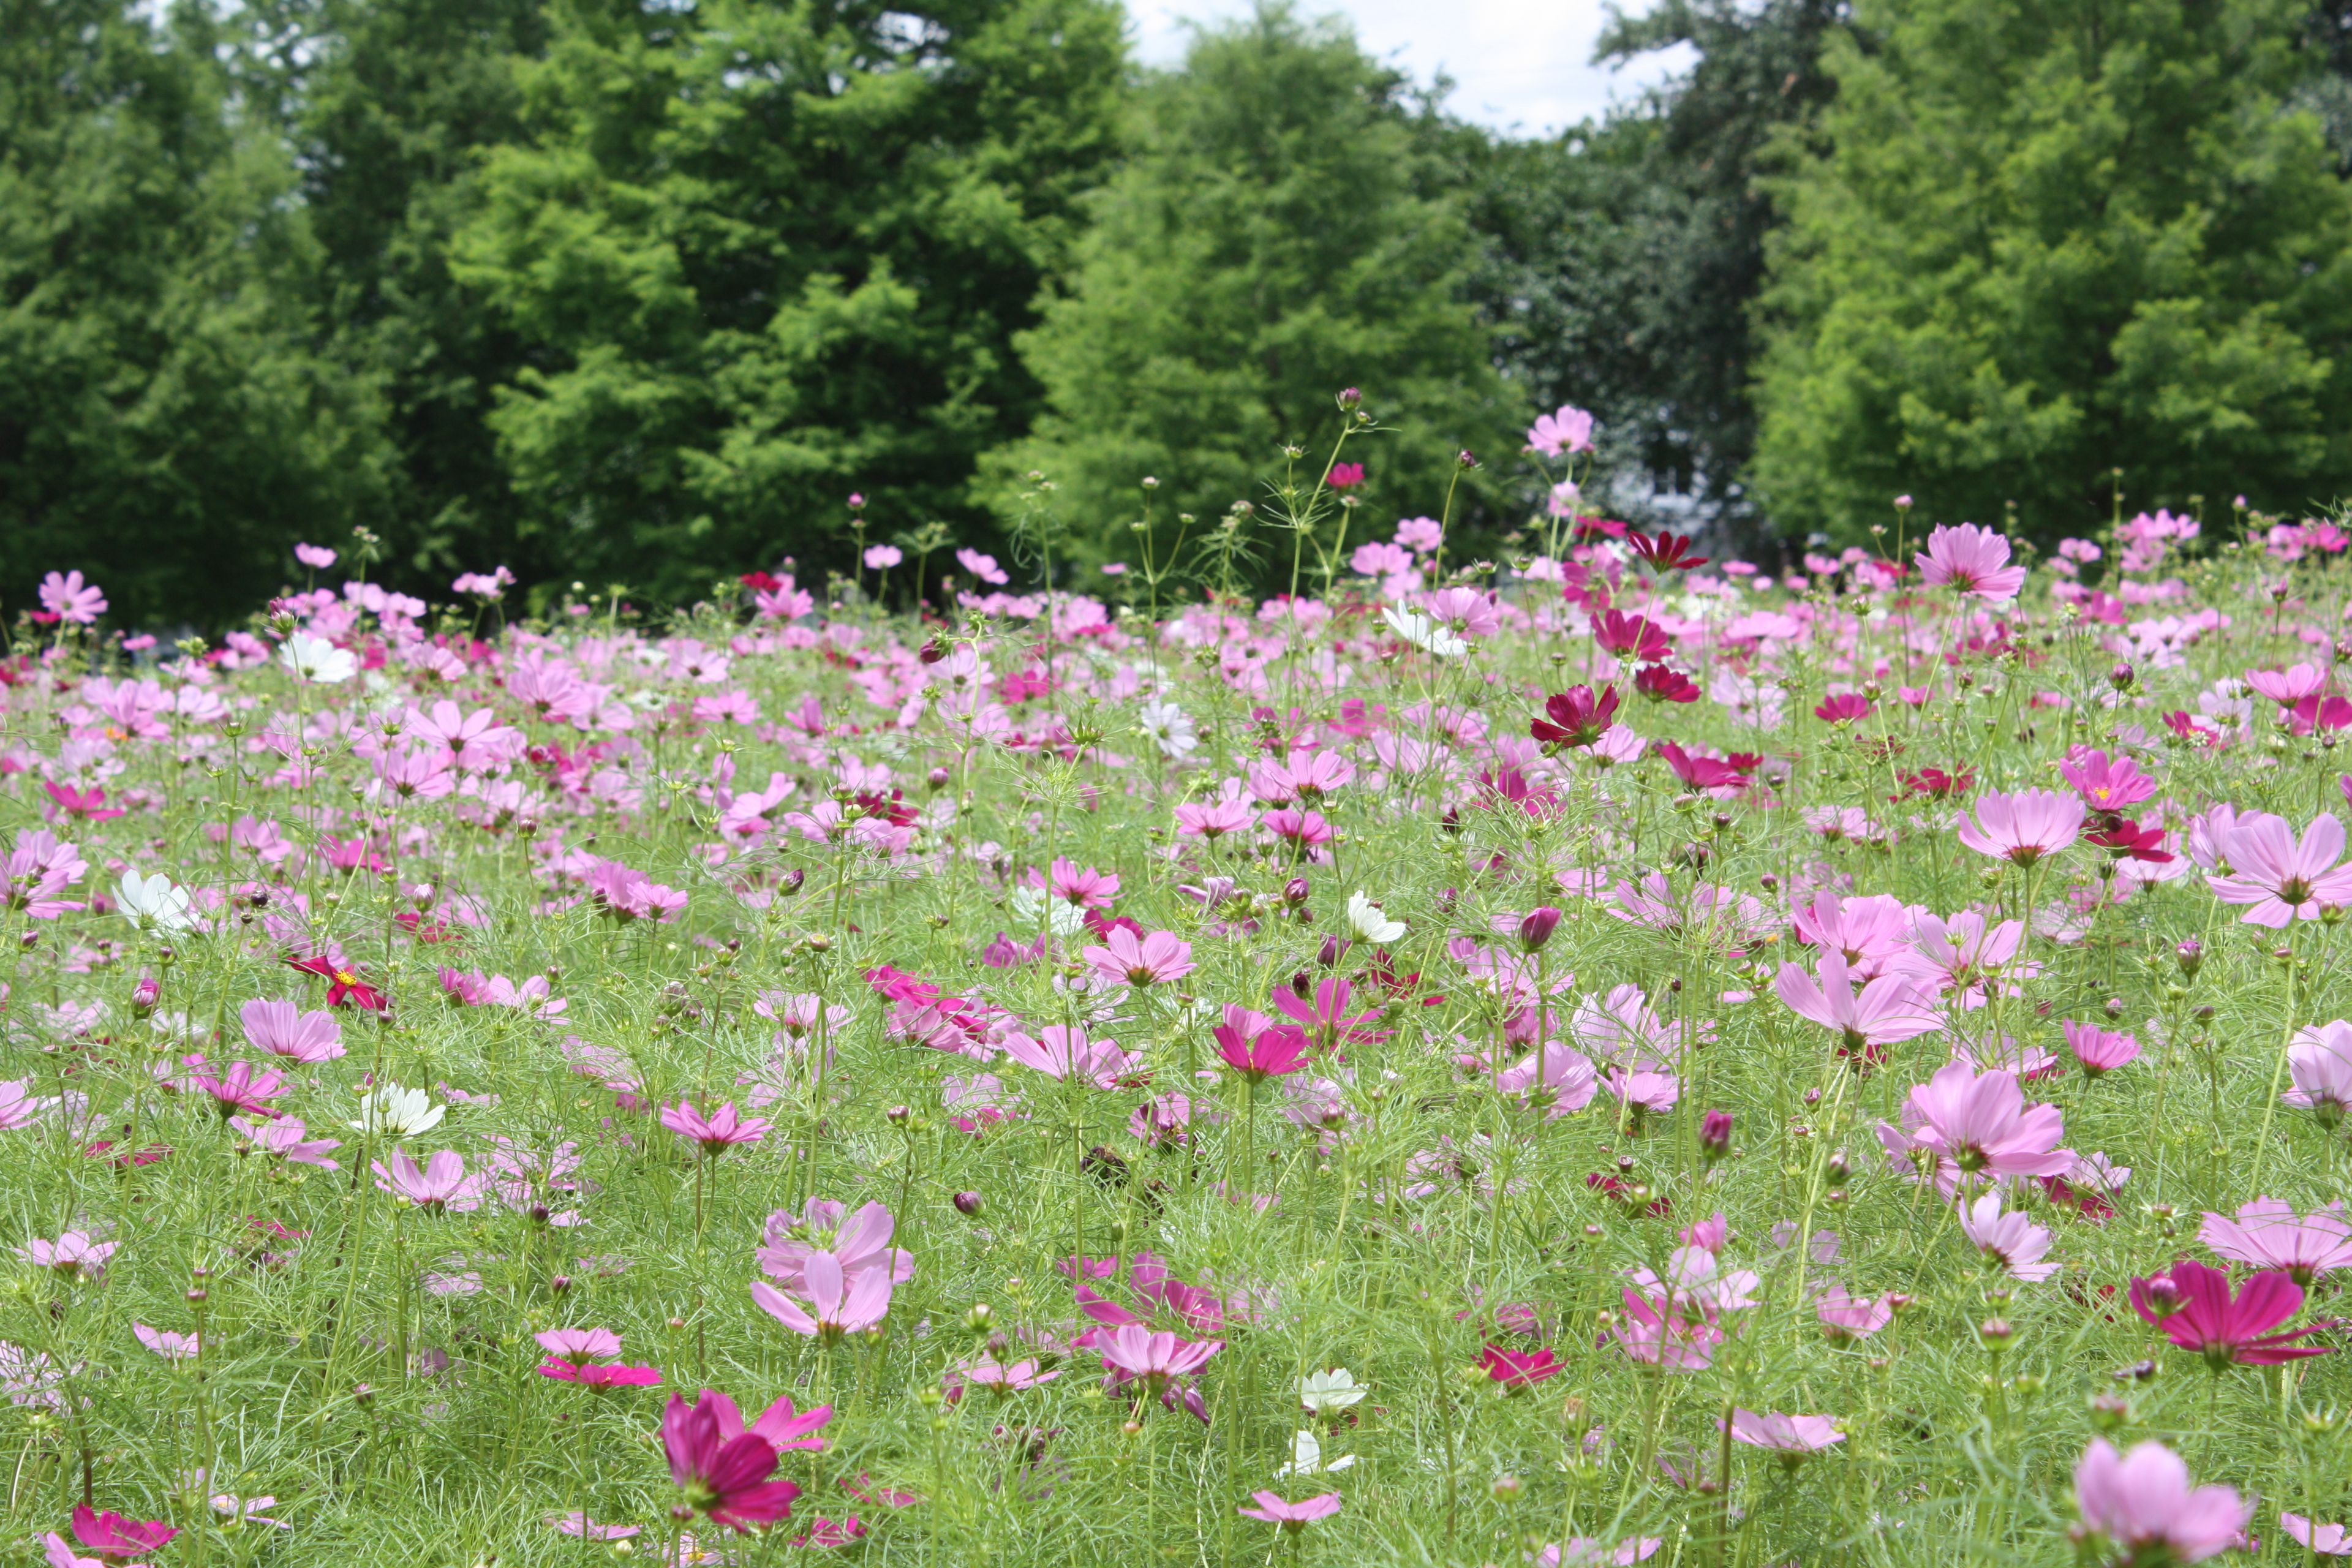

left=982, top=4, right=1523, bottom=579
left=0, top=0, right=388, bottom=629
left=233, top=0, right=550, bottom=590
left=448, top=0, right=1128, bottom=604
left=1751, top=0, right=2352, bottom=544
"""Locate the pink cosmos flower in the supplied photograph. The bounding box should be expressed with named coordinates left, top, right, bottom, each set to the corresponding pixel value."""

left=757, top=1199, right=914, bottom=1292
left=2073, top=1439, right=2248, bottom=1564
left=1915, top=523, right=2027, bottom=600
left=661, top=1100, right=769, bottom=1154
left=2206, top=811, right=2352, bottom=925
left=2282, top=1515, right=2352, bottom=1556
left=1259, top=807, right=1336, bottom=850
left=230, top=1114, right=341, bottom=1169
left=1237, top=1491, right=1341, bottom=1529
left=2130, top=1259, right=2332, bottom=1367
left=752, top=1251, right=894, bottom=1341
left=1815, top=1286, right=1893, bottom=1340
left=191, top=1060, right=289, bottom=1117
left=371, top=1149, right=486, bottom=1213
left=1528, top=404, right=1595, bottom=456
left=662, top=1389, right=803, bottom=1530
left=2247, top=663, right=2328, bottom=706
left=1082, top=928, right=1196, bottom=987
left=537, top=1327, right=623, bottom=1363
left=2287, top=1020, right=2352, bottom=1126
left=133, top=1323, right=200, bottom=1361
left=1790, top=891, right=1917, bottom=976
left=1095, top=1324, right=1222, bottom=1392
left=1175, top=782, right=1255, bottom=840
left=1490, top=1042, right=1599, bottom=1118
left=239, top=998, right=345, bottom=1063
left=2063, top=1020, right=2141, bottom=1075
left=1032, top=858, right=1119, bottom=908
left=1956, top=1190, right=2057, bottom=1282
left=1954, top=789, right=2085, bottom=867
left=37, top=571, right=107, bottom=625
left=1724, top=1410, right=1842, bottom=1453
left=1773, top=951, right=1942, bottom=1055
left=1607, top=1287, right=1721, bottom=1371
left=1534, top=1539, right=1663, bottom=1566
left=1814, top=692, right=1871, bottom=725
left=1893, top=911, right=2033, bottom=1009
left=1000, top=1025, right=1144, bottom=1089
left=2199, top=1199, right=2352, bottom=1284
left=21, top=1232, right=114, bottom=1280
left=1271, top=976, right=1383, bottom=1051
left=2057, top=748, right=2157, bottom=812
left=1890, top=1060, right=2071, bottom=1183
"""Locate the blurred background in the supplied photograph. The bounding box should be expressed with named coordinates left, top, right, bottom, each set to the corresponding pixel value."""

left=4, top=0, right=2348, bottom=625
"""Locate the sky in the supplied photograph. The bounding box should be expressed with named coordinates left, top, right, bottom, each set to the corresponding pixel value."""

left=1129, top=0, right=1697, bottom=140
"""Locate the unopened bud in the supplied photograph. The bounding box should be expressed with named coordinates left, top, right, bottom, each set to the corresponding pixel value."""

left=953, top=1191, right=983, bottom=1216
left=1517, top=907, right=1562, bottom=953
left=1699, top=1110, right=1733, bottom=1161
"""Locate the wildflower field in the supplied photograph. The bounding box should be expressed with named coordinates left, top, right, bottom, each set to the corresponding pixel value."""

left=9, top=418, right=2352, bottom=1568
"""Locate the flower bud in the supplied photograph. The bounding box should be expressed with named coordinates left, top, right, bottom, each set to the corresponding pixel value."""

left=1284, top=876, right=1310, bottom=907
left=1977, top=1317, right=2015, bottom=1349
left=1517, top=907, right=1562, bottom=953
left=967, top=1302, right=993, bottom=1333
left=131, top=976, right=160, bottom=1017
left=1336, top=387, right=1362, bottom=410
left=2109, top=662, right=2135, bottom=692
left=1699, top=1110, right=1733, bottom=1161
left=1491, top=1474, right=1524, bottom=1504
left=954, top=1191, right=984, bottom=1216
left=886, top=1104, right=911, bottom=1126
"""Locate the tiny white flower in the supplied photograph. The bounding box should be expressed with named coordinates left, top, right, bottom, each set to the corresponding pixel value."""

left=1345, top=892, right=1406, bottom=945
left=1009, top=886, right=1085, bottom=937
left=280, top=633, right=356, bottom=685
left=1137, top=701, right=1199, bottom=760
left=1274, top=1427, right=1357, bottom=1477
left=349, top=1084, right=445, bottom=1139
left=1381, top=605, right=1466, bottom=659
left=1300, top=1367, right=1368, bottom=1414
left=117, top=870, right=196, bottom=933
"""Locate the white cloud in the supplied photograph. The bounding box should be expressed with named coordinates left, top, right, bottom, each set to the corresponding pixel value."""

left=1130, top=0, right=1697, bottom=138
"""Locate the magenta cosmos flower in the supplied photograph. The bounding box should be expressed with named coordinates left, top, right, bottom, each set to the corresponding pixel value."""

left=1954, top=789, right=2085, bottom=867
left=69, top=1506, right=175, bottom=1559
left=1915, top=522, right=2027, bottom=600
left=1773, top=951, right=1941, bottom=1055
left=2130, top=1259, right=2332, bottom=1367
left=1215, top=1022, right=1311, bottom=1084
left=661, top=1389, right=802, bottom=1531
left=1887, top=1060, right=2070, bottom=1185
left=1724, top=1409, right=1842, bottom=1454
left=2205, top=811, right=2352, bottom=925
left=2057, top=748, right=2157, bottom=812
left=2073, top=1439, right=2247, bottom=1564
left=2198, top=1199, right=2352, bottom=1285
left=1082, top=928, right=1195, bottom=987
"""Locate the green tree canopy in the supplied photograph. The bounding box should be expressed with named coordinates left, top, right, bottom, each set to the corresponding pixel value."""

left=1752, top=0, right=2352, bottom=543
left=449, top=0, right=1128, bottom=603
left=0, top=0, right=388, bottom=630
left=982, top=4, right=1523, bottom=578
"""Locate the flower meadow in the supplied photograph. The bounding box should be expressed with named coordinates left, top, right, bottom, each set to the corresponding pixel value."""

left=12, top=440, right=2352, bottom=1568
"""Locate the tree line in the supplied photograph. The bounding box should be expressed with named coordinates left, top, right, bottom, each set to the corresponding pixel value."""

left=6, top=0, right=2351, bottom=626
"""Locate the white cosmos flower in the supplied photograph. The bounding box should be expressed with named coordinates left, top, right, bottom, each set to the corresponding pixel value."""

left=1009, top=887, right=1085, bottom=937
left=1345, top=892, right=1406, bottom=944
left=1274, top=1427, right=1357, bottom=1477
left=1299, top=1368, right=1368, bottom=1414
left=280, top=633, right=356, bottom=685
left=1137, top=701, right=1199, bottom=760
left=117, top=870, right=196, bottom=933
left=349, top=1084, right=445, bottom=1139
left=1381, top=605, right=1466, bottom=659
